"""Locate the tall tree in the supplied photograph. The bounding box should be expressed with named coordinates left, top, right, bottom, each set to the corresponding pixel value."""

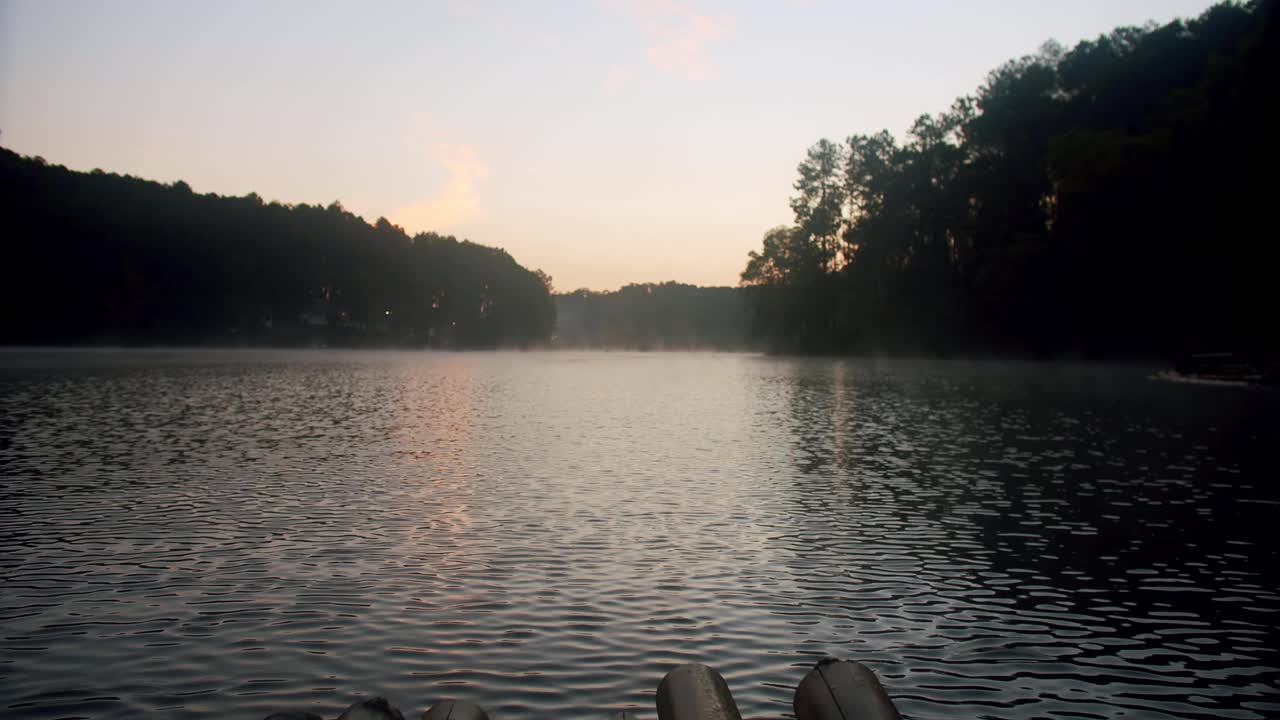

left=742, top=0, right=1278, bottom=357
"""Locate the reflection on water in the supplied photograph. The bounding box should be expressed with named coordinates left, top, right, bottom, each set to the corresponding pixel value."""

left=0, top=350, right=1276, bottom=720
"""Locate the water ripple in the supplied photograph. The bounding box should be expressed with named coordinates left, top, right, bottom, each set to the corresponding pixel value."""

left=0, top=350, right=1276, bottom=719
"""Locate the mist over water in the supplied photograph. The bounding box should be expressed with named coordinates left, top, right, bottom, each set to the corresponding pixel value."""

left=1, top=350, right=1276, bottom=720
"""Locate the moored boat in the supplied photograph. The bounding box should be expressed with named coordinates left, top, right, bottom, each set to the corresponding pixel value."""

left=1154, top=352, right=1277, bottom=387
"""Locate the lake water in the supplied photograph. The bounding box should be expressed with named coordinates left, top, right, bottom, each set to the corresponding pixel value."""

left=1, top=350, right=1277, bottom=720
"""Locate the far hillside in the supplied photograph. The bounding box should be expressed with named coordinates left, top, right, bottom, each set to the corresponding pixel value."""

left=0, top=149, right=555, bottom=348
left=554, top=283, right=751, bottom=350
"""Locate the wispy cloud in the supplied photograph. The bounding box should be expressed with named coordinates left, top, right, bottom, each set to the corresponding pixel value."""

left=603, top=64, right=631, bottom=92
left=608, top=0, right=734, bottom=84
left=391, top=115, right=490, bottom=233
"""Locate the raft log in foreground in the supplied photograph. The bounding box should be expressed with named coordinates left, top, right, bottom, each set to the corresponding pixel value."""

left=264, top=658, right=900, bottom=720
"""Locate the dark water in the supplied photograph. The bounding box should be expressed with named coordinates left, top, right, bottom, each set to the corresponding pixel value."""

left=1, top=350, right=1277, bottom=720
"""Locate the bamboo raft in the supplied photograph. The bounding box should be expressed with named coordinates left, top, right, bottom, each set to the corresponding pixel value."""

left=264, top=658, right=900, bottom=720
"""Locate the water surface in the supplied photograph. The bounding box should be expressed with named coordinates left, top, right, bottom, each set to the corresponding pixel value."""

left=1, top=350, right=1277, bottom=719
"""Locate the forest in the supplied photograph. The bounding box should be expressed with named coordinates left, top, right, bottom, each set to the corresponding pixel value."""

left=742, top=0, right=1278, bottom=357
left=0, top=148, right=555, bottom=347
left=554, top=283, right=750, bottom=350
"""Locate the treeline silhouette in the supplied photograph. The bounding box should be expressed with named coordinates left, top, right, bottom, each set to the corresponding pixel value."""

left=742, top=0, right=1278, bottom=356
left=554, top=283, right=751, bottom=350
left=0, top=148, right=555, bottom=347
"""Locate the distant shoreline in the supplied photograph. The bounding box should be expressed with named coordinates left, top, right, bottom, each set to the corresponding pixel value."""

left=0, top=344, right=1177, bottom=366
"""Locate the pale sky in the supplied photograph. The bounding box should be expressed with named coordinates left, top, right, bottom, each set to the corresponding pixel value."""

left=0, top=0, right=1217, bottom=291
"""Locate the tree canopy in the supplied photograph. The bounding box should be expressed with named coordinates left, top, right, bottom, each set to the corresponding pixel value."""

left=742, top=0, right=1279, bottom=357
left=0, top=149, right=555, bottom=347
